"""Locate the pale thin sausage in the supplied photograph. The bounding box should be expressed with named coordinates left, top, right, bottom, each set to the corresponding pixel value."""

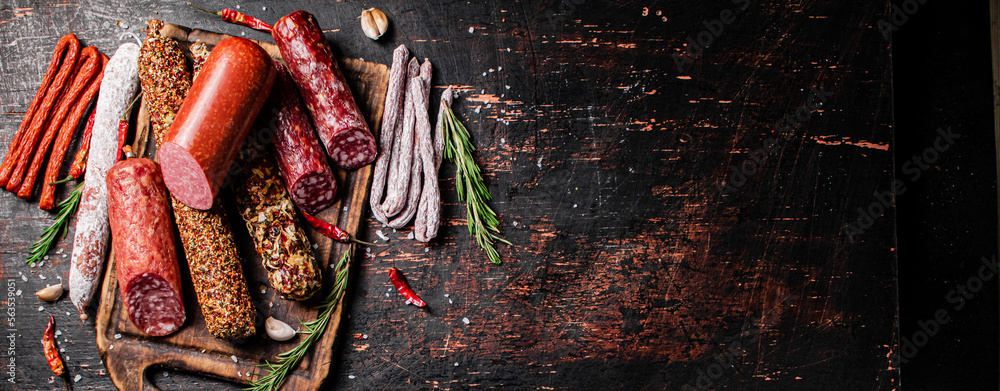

left=382, top=59, right=420, bottom=216
left=371, top=44, right=409, bottom=224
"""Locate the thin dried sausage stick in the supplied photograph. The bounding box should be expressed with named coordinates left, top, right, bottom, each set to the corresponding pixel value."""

left=140, top=23, right=257, bottom=339
left=19, top=47, right=102, bottom=200
left=382, top=59, right=421, bottom=216
left=269, top=62, right=338, bottom=213
left=69, top=43, right=140, bottom=319
left=414, top=83, right=441, bottom=242
left=5, top=36, right=81, bottom=192
left=272, top=10, right=377, bottom=170
left=389, top=64, right=433, bottom=230
left=106, top=158, right=186, bottom=336
left=0, top=34, right=79, bottom=187
left=39, top=55, right=108, bottom=210
left=413, top=86, right=454, bottom=240
left=387, top=139, right=422, bottom=229
left=233, top=149, right=322, bottom=301
left=371, top=44, right=409, bottom=224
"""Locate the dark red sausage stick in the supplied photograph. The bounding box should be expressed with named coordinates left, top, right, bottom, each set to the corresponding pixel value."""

left=106, top=158, right=186, bottom=336
left=268, top=63, right=338, bottom=213
left=159, top=37, right=276, bottom=210
left=0, top=34, right=79, bottom=188
left=272, top=10, right=377, bottom=170
left=19, top=47, right=102, bottom=200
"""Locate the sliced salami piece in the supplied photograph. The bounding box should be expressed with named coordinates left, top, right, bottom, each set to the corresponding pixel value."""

left=272, top=10, right=377, bottom=170
left=106, top=158, right=185, bottom=336
left=159, top=37, right=276, bottom=210
left=269, top=62, right=338, bottom=213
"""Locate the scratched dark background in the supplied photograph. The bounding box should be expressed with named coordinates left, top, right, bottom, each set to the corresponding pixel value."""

left=0, top=0, right=916, bottom=390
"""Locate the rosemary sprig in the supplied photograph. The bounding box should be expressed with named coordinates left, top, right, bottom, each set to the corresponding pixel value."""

left=245, top=245, right=354, bottom=391
left=27, top=181, right=84, bottom=265
left=441, top=104, right=511, bottom=265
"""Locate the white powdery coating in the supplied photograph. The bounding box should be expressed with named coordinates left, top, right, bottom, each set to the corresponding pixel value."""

left=69, top=43, right=140, bottom=315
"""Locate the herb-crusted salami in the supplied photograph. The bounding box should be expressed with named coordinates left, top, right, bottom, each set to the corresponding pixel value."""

left=272, top=10, right=377, bottom=170
left=268, top=62, right=338, bottom=213
left=106, top=158, right=185, bottom=336
left=69, top=43, right=140, bottom=319
left=234, top=148, right=322, bottom=301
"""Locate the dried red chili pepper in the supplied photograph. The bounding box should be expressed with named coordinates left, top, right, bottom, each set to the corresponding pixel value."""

left=50, top=111, right=95, bottom=185
left=42, top=316, right=69, bottom=388
left=188, top=3, right=273, bottom=32
left=389, top=267, right=426, bottom=307
left=116, top=93, right=141, bottom=162
left=301, top=211, right=375, bottom=246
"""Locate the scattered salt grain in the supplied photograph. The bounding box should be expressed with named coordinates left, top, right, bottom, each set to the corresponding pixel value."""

left=512, top=221, right=519, bottom=227
left=262, top=6, right=267, bottom=10
left=489, top=68, right=495, bottom=73
left=39, top=275, right=47, bottom=280
left=38, top=306, right=44, bottom=312
left=55, top=330, right=62, bottom=337
left=474, top=106, right=482, bottom=113
left=62, top=254, right=67, bottom=258
left=313, top=243, right=319, bottom=249
left=424, top=248, right=429, bottom=253
left=109, top=344, right=114, bottom=350
left=114, top=334, right=122, bottom=339
left=468, top=27, right=474, bottom=33
left=366, top=247, right=371, bottom=253
left=454, top=362, right=460, bottom=367
left=235, top=4, right=241, bottom=9
left=500, top=138, right=505, bottom=143
left=241, top=31, right=246, bottom=36
left=573, top=204, right=578, bottom=208
left=498, top=66, right=503, bottom=71
left=74, top=375, right=82, bottom=383
left=343, top=206, right=349, bottom=212
left=376, top=230, right=389, bottom=241
left=449, top=299, right=453, bottom=304
left=238, top=371, right=242, bottom=378
left=349, top=375, right=357, bottom=379
left=462, top=317, right=470, bottom=325
left=506, top=48, right=511, bottom=52
left=363, top=334, right=368, bottom=339
left=231, top=355, right=238, bottom=363
left=505, top=85, right=510, bottom=90
left=407, top=232, right=415, bottom=240
left=444, top=293, right=450, bottom=298
left=14, top=290, right=21, bottom=296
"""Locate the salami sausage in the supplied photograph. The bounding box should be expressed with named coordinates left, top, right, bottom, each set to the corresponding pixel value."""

left=138, top=19, right=193, bottom=147
left=106, top=158, right=185, bottom=336
left=414, top=83, right=441, bottom=242
left=0, top=34, right=79, bottom=187
left=39, top=55, right=107, bottom=211
left=414, top=86, right=454, bottom=241
left=69, top=43, right=140, bottom=319
left=19, top=46, right=103, bottom=200
left=140, top=25, right=256, bottom=339
left=382, top=59, right=421, bottom=217
left=272, top=10, right=377, bottom=170
left=387, top=138, right=422, bottom=229
left=268, top=63, right=338, bottom=213
left=234, top=148, right=322, bottom=300
left=159, top=37, right=276, bottom=210
left=371, top=44, right=409, bottom=224
left=5, top=35, right=81, bottom=192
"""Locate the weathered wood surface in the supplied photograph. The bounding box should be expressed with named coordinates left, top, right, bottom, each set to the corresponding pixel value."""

left=0, top=1, right=897, bottom=390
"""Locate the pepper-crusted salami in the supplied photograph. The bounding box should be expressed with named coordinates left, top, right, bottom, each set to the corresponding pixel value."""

left=382, top=59, right=421, bottom=217
left=159, top=37, right=276, bottom=210
left=106, top=158, right=185, bottom=336
left=233, top=149, right=322, bottom=301
left=0, top=34, right=79, bottom=187
left=268, top=63, right=337, bottom=213
left=272, top=10, right=377, bottom=170
left=69, top=43, right=140, bottom=319
left=140, top=25, right=257, bottom=339
left=371, top=44, right=409, bottom=224
left=138, top=19, right=192, bottom=147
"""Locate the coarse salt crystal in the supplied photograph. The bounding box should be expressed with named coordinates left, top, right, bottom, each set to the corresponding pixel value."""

left=462, top=317, right=470, bottom=325
left=313, top=243, right=319, bottom=249
left=238, top=371, right=242, bottom=377
left=454, top=362, right=460, bottom=367
left=114, top=334, right=121, bottom=339
left=489, top=68, right=495, bottom=73
left=475, top=106, right=482, bottom=113
left=235, top=4, right=241, bottom=9
left=365, top=247, right=371, bottom=253
left=498, top=66, right=503, bottom=71
left=109, top=344, right=114, bottom=350
left=449, top=299, right=454, bottom=304
left=424, top=248, right=429, bottom=253
left=482, top=72, right=487, bottom=77
left=444, top=293, right=450, bottom=298
left=468, top=27, right=474, bottom=33
left=349, top=375, right=357, bottom=379
left=55, top=330, right=62, bottom=337
left=376, top=230, right=389, bottom=241
left=231, top=355, right=238, bottom=363
left=14, top=290, right=20, bottom=296
left=407, top=232, right=415, bottom=240
left=38, top=306, right=44, bottom=312
left=262, top=6, right=267, bottom=10
left=39, top=275, right=46, bottom=280
left=74, top=375, right=82, bottom=383
left=505, top=85, right=511, bottom=89
left=506, top=48, right=511, bottom=52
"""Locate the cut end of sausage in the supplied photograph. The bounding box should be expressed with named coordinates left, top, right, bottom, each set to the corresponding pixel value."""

left=289, top=171, right=337, bottom=213
left=327, top=129, right=377, bottom=170
left=124, top=273, right=185, bottom=337
left=159, top=142, right=214, bottom=210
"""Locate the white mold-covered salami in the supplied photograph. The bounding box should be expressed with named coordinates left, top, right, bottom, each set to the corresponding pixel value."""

left=69, top=42, right=140, bottom=319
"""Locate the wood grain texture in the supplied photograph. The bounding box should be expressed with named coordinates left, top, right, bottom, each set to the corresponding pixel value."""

left=0, top=1, right=897, bottom=390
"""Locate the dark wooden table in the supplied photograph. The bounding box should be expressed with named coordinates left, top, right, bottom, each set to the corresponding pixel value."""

left=0, top=1, right=898, bottom=390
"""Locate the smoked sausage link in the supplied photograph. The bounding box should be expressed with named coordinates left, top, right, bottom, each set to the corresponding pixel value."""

left=159, top=37, right=276, bottom=210
left=106, top=158, right=185, bottom=336
left=272, top=10, right=377, bottom=170
left=268, top=63, right=338, bottom=213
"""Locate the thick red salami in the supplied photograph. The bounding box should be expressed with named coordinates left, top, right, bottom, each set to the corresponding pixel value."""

left=106, top=158, right=185, bottom=336
left=269, top=62, right=337, bottom=213
left=272, top=10, right=377, bottom=170
left=159, top=37, right=276, bottom=210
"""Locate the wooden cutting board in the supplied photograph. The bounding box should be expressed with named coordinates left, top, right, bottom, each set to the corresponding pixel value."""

left=94, top=23, right=388, bottom=391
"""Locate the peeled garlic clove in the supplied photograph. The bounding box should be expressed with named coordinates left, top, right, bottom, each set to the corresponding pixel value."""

left=265, top=316, right=297, bottom=341
left=35, top=283, right=63, bottom=302
left=360, top=8, right=389, bottom=40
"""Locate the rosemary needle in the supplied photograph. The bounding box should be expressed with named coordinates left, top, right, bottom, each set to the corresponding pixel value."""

left=245, top=245, right=354, bottom=391
left=441, top=104, right=511, bottom=265
left=27, top=181, right=84, bottom=265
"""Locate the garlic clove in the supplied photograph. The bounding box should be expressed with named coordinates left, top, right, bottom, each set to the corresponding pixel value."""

left=35, top=283, right=63, bottom=302
left=360, top=8, right=389, bottom=40
left=265, top=316, right=297, bottom=341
